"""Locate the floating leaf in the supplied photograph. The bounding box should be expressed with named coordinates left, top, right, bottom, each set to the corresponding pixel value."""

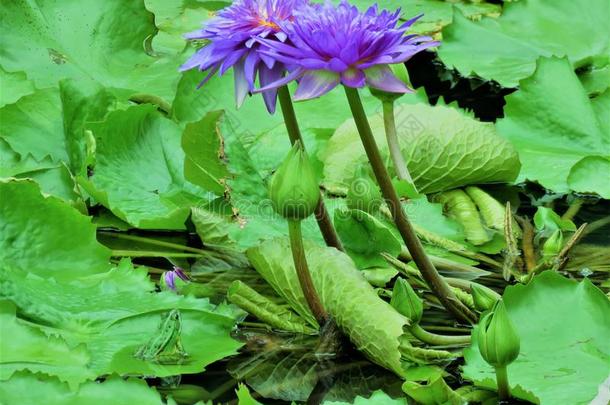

left=438, top=0, right=610, bottom=88
left=497, top=57, right=610, bottom=194
left=0, top=263, right=243, bottom=384
left=0, top=372, right=166, bottom=405
left=322, top=103, right=520, bottom=194
left=0, top=0, right=179, bottom=101
left=463, top=271, right=610, bottom=404
left=79, top=105, right=211, bottom=229
left=0, top=180, right=111, bottom=280
left=182, top=110, right=230, bottom=195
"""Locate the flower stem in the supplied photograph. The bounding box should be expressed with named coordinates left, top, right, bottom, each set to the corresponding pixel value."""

left=409, top=324, right=471, bottom=346
left=287, top=218, right=328, bottom=325
left=382, top=100, right=415, bottom=186
left=278, top=85, right=344, bottom=252
left=495, top=365, right=511, bottom=400
left=343, top=86, right=476, bottom=325
left=99, top=231, right=207, bottom=255
left=110, top=250, right=202, bottom=258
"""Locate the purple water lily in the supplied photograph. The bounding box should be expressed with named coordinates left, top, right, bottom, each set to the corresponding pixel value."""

left=255, top=0, right=438, bottom=100
left=181, top=0, right=307, bottom=113
left=163, top=267, right=191, bottom=291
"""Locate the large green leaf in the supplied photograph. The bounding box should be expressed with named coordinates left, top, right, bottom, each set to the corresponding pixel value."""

left=0, top=179, right=110, bottom=280
left=352, top=0, right=501, bottom=37
left=0, top=300, right=94, bottom=387
left=463, top=271, right=610, bottom=404
left=0, top=68, right=35, bottom=108
left=0, top=88, right=66, bottom=163
left=79, top=105, right=211, bottom=229
left=182, top=110, right=231, bottom=196
left=0, top=262, right=243, bottom=386
left=497, top=57, right=610, bottom=194
left=321, top=103, right=520, bottom=194
left=0, top=0, right=179, bottom=101
left=247, top=238, right=408, bottom=376
left=438, top=0, right=610, bottom=88
left=0, top=372, right=166, bottom=405
left=324, top=390, right=408, bottom=405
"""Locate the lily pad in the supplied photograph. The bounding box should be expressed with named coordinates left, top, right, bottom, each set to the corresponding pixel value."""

left=0, top=0, right=179, bottom=101
left=497, top=57, right=610, bottom=194
left=0, top=179, right=111, bottom=280
left=79, top=105, right=211, bottom=229
left=321, top=103, right=520, bottom=194
left=0, top=262, right=243, bottom=385
left=463, top=271, right=610, bottom=404
left=438, top=0, right=610, bottom=88
left=0, top=372, right=166, bottom=405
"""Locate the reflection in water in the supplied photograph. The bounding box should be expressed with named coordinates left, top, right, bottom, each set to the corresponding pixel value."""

left=228, top=327, right=403, bottom=404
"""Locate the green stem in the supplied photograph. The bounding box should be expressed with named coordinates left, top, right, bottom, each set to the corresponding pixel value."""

left=287, top=219, right=328, bottom=325
left=382, top=100, right=415, bottom=185
left=278, top=86, right=344, bottom=252
left=561, top=198, right=584, bottom=221
left=110, top=250, right=202, bottom=258
left=495, top=365, right=510, bottom=400
left=99, top=231, right=207, bottom=254
left=343, top=86, right=476, bottom=325
left=410, top=324, right=471, bottom=346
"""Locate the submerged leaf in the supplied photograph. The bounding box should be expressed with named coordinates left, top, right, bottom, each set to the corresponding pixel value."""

left=463, top=271, right=610, bottom=404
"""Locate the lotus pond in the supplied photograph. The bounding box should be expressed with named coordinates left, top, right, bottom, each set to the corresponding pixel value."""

left=0, top=0, right=609, bottom=404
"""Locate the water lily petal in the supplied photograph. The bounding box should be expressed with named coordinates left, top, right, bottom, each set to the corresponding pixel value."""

left=341, top=68, right=366, bottom=88
left=364, top=65, right=412, bottom=93
left=294, top=70, right=340, bottom=101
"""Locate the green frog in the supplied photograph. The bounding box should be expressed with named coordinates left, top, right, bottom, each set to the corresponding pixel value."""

left=134, top=309, right=188, bottom=364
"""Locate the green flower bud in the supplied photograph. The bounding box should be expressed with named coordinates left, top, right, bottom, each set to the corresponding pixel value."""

left=542, top=229, right=564, bottom=259
left=390, top=278, right=423, bottom=323
left=477, top=301, right=520, bottom=368
left=346, top=166, right=382, bottom=214
left=269, top=142, right=320, bottom=220
left=471, top=284, right=500, bottom=312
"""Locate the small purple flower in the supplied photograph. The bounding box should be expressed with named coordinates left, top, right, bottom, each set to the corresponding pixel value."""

left=255, top=0, right=439, bottom=100
left=163, top=267, right=191, bottom=291
left=181, top=0, right=307, bottom=113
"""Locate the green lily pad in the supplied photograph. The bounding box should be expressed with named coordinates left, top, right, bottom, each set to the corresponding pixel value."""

left=0, top=68, right=35, bottom=108
left=463, top=271, right=610, bottom=404
left=79, top=105, right=211, bottom=229
left=0, top=262, right=243, bottom=386
left=567, top=156, right=610, bottom=199
left=0, top=179, right=111, bottom=280
left=497, top=57, right=610, bottom=194
left=321, top=103, right=520, bottom=194
left=438, top=0, right=610, bottom=89
left=0, top=372, right=166, bottom=405
left=0, top=0, right=179, bottom=101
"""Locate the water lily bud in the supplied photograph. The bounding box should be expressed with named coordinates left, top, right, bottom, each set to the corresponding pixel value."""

left=477, top=301, right=520, bottom=368
left=390, top=278, right=423, bottom=323
left=471, top=284, right=499, bottom=312
left=542, top=229, right=564, bottom=259
left=346, top=166, right=382, bottom=214
left=269, top=142, right=320, bottom=220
